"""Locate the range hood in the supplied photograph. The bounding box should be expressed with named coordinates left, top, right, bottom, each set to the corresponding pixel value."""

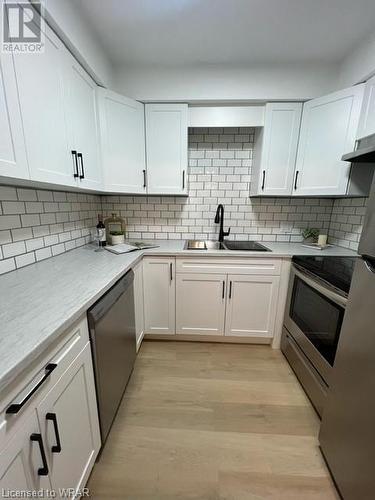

left=342, top=133, right=375, bottom=163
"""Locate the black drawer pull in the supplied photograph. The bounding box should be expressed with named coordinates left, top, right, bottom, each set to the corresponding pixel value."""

left=261, top=170, right=266, bottom=190
left=6, top=363, right=57, bottom=414
left=46, top=413, right=62, bottom=453
left=143, top=169, right=147, bottom=188
left=222, top=281, right=225, bottom=299
left=30, top=433, right=49, bottom=476
left=170, top=262, right=173, bottom=281
left=77, top=152, right=85, bottom=179
left=71, top=150, right=79, bottom=178
left=229, top=281, right=233, bottom=299
left=294, top=170, right=299, bottom=190
left=182, top=170, right=186, bottom=190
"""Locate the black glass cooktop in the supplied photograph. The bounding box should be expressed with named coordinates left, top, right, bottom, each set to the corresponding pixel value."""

left=292, top=255, right=358, bottom=295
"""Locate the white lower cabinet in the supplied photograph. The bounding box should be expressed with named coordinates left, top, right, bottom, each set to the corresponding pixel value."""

left=174, top=258, right=282, bottom=340
left=37, top=344, right=100, bottom=496
left=133, top=261, right=145, bottom=350
left=176, top=273, right=226, bottom=335
left=143, top=257, right=176, bottom=335
left=225, top=275, right=280, bottom=338
left=0, top=317, right=100, bottom=498
left=0, top=412, right=52, bottom=495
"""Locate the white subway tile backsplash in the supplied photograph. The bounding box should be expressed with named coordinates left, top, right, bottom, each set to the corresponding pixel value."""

left=0, top=128, right=368, bottom=275
left=0, top=186, right=100, bottom=274
left=101, top=127, right=335, bottom=243
left=3, top=241, right=26, bottom=258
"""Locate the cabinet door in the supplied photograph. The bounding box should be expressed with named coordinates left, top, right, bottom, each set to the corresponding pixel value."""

left=0, top=52, right=29, bottom=179
left=143, top=257, right=175, bottom=334
left=293, top=85, right=364, bottom=196
left=98, top=89, right=146, bottom=193
left=0, top=412, right=52, bottom=495
left=134, top=260, right=145, bottom=350
left=37, top=344, right=100, bottom=494
left=176, top=273, right=226, bottom=335
left=12, top=17, right=75, bottom=187
left=225, top=275, right=280, bottom=338
left=145, top=104, right=188, bottom=195
left=65, top=57, right=102, bottom=190
left=357, top=75, right=375, bottom=139
left=255, top=103, right=302, bottom=196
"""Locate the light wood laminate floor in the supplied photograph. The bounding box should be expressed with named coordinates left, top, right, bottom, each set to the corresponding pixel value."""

left=88, top=341, right=339, bottom=500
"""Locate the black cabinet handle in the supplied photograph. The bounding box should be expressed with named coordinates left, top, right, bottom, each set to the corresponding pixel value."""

left=261, top=170, right=266, bottom=190
left=71, top=150, right=79, bottom=178
left=294, top=170, right=299, bottom=190
left=46, top=413, right=62, bottom=453
left=229, top=281, right=233, bottom=299
left=6, top=363, right=57, bottom=414
left=77, top=153, right=85, bottom=179
left=222, top=281, right=225, bottom=299
left=182, top=170, right=186, bottom=190
left=30, top=433, right=49, bottom=476
left=170, top=262, right=173, bottom=282
left=143, top=169, right=147, bottom=188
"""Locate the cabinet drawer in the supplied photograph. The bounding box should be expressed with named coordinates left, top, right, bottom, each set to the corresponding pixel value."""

left=176, top=257, right=281, bottom=275
left=0, top=316, right=90, bottom=444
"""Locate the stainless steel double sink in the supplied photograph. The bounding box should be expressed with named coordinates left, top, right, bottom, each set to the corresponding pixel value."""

left=184, top=240, right=271, bottom=252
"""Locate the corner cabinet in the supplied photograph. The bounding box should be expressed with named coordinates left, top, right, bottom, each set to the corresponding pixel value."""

left=97, top=89, right=146, bottom=194
left=293, top=85, right=365, bottom=196
left=251, top=103, right=302, bottom=196
left=145, top=104, right=188, bottom=195
left=143, top=257, right=176, bottom=335
left=356, top=74, right=375, bottom=139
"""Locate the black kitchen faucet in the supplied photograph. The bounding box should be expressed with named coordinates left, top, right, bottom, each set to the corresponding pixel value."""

left=214, top=204, right=230, bottom=242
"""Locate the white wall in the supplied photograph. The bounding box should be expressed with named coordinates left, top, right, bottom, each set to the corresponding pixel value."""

left=41, top=0, right=114, bottom=86
left=338, top=32, right=375, bottom=88
left=113, top=63, right=338, bottom=103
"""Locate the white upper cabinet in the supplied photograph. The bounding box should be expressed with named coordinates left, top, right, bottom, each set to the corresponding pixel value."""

left=251, top=103, right=302, bottom=196
left=65, top=56, right=101, bottom=190
left=0, top=51, right=29, bottom=180
left=145, top=103, right=188, bottom=195
left=357, top=75, right=375, bottom=139
left=97, top=89, right=146, bottom=194
left=293, top=85, right=365, bottom=196
left=12, top=20, right=75, bottom=187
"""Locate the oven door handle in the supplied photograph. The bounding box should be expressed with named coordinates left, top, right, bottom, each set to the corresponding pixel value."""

left=293, top=267, right=348, bottom=307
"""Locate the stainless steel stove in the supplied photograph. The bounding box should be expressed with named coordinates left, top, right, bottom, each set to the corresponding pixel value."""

left=281, top=255, right=357, bottom=417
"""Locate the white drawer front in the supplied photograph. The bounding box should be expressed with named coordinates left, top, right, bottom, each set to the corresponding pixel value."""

left=176, top=257, right=281, bottom=275
left=0, top=316, right=90, bottom=444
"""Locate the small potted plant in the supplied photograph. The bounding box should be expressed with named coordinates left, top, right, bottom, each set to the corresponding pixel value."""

left=302, top=228, right=319, bottom=244
left=110, top=230, right=125, bottom=245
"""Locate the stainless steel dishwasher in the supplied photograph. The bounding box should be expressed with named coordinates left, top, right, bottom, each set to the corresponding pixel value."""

left=87, top=270, right=136, bottom=447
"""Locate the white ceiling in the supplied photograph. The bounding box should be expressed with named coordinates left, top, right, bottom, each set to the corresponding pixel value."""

left=78, top=0, right=375, bottom=67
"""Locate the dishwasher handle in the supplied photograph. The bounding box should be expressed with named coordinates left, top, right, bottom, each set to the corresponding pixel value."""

left=88, top=270, right=134, bottom=324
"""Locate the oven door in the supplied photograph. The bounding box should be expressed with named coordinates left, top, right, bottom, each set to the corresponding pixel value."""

left=284, top=265, right=347, bottom=384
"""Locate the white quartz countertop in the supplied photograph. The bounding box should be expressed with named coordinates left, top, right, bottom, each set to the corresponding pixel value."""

left=0, top=240, right=357, bottom=393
